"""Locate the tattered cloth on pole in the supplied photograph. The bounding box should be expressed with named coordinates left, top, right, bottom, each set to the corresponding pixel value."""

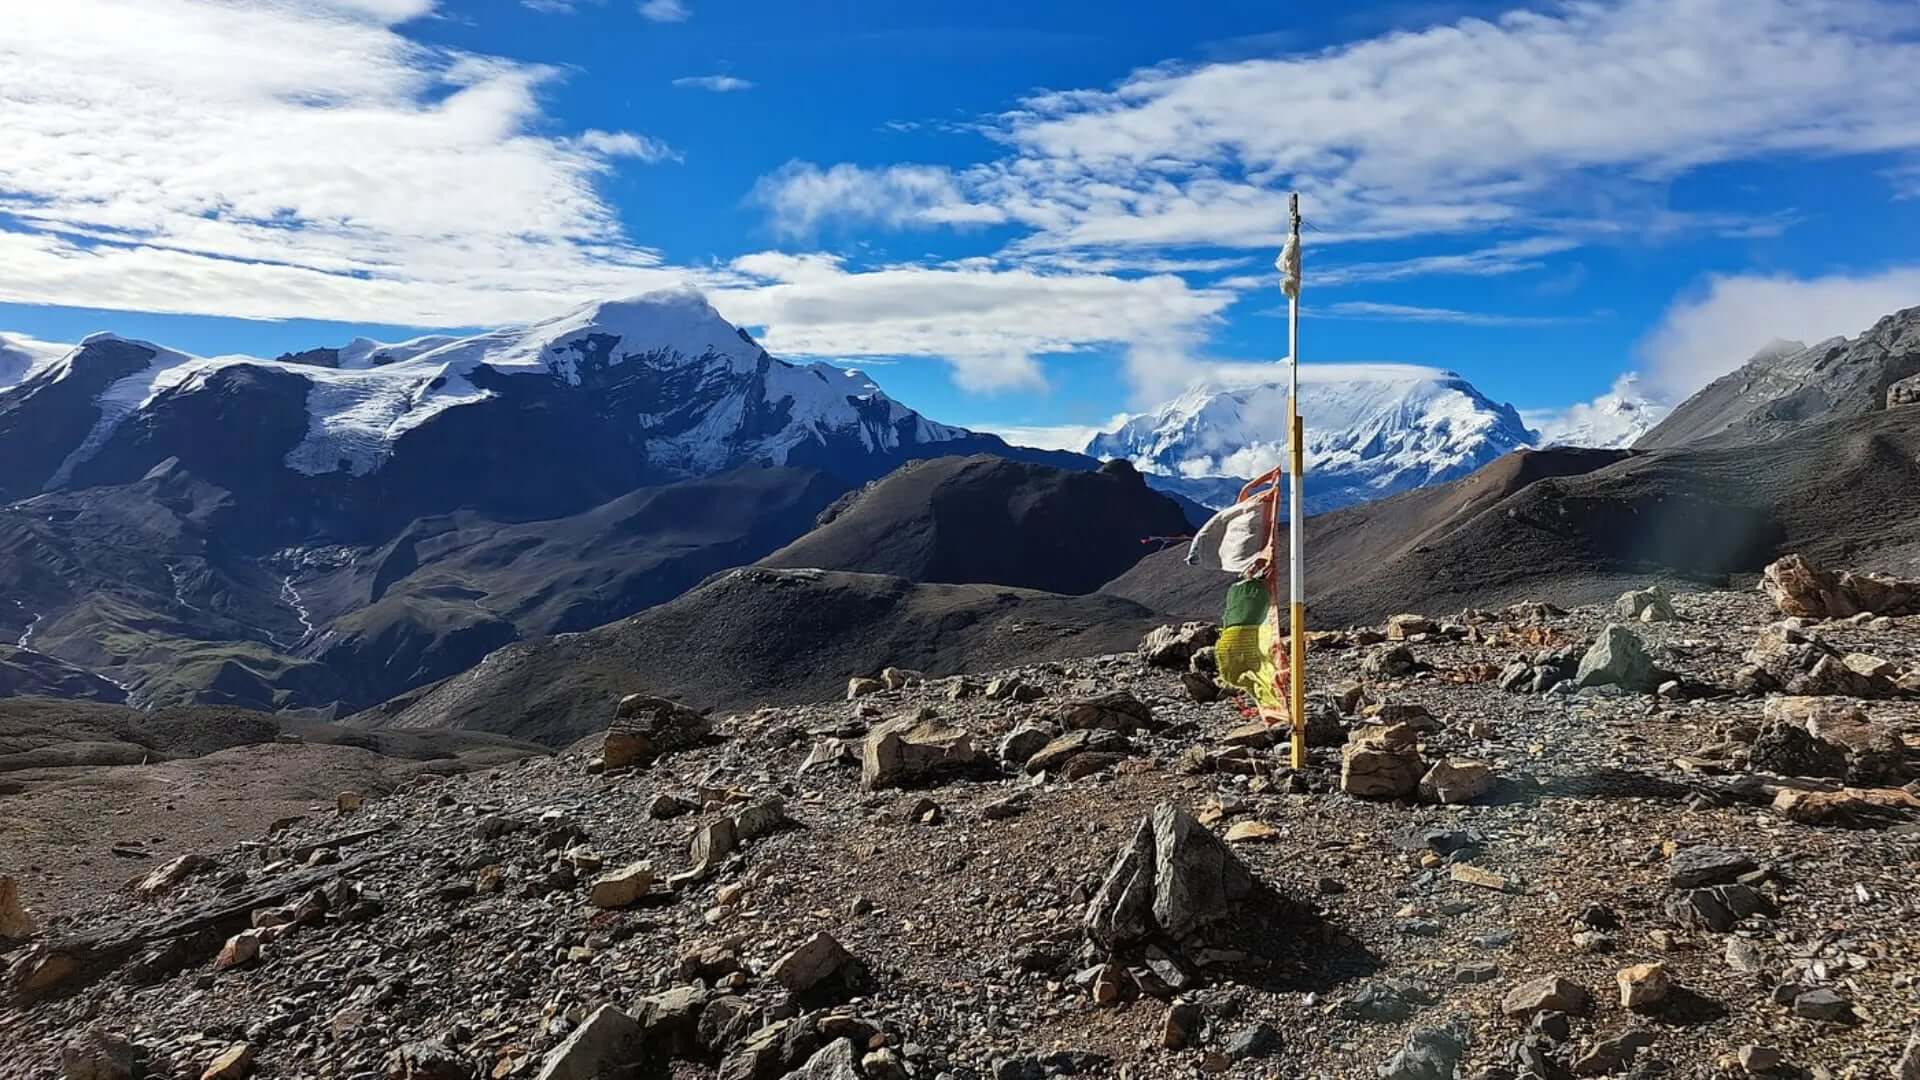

left=1184, top=488, right=1273, bottom=574
left=1217, top=578, right=1285, bottom=708
left=1276, top=234, right=1301, bottom=300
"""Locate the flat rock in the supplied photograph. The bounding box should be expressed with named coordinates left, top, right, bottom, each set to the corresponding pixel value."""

left=1501, top=975, right=1589, bottom=1018
left=535, top=1005, right=644, bottom=1080
left=1668, top=846, right=1757, bottom=889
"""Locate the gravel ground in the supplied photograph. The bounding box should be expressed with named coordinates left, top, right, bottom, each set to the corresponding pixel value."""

left=3, top=584, right=1917, bottom=1080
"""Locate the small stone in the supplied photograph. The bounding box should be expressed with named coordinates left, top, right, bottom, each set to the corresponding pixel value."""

left=1571, top=930, right=1614, bottom=954
left=0, top=875, right=37, bottom=942
left=1449, top=864, right=1511, bottom=892
left=1089, top=963, right=1132, bottom=1007
left=1737, top=1044, right=1784, bottom=1075
left=587, top=862, right=653, bottom=908
left=1791, top=987, right=1853, bottom=1022
left=1160, top=1001, right=1202, bottom=1049
left=200, top=1043, right=254, bottom=1080
left=1669, top=846, right=1757, bottom=889
left=1501, top=976, right=1589, bottom=1018
left=768, top=932, right=861, bottom=997
left=1223, top=1022, right=1280, bottom=1059
left=1724, top=938, right=1766, bottom=975
left=1616, top=962, right=1670, bottom=1009
left=998, top=726, right=1052, bottom=766
left=1456, top=962, right=1500, bottom=984
left=135, top=854, right=214, bottom=901
left=1418, top=758, right=1495, bottom=804
left=213, top=930, right=262, bottom=972
left=648, top=792, right=695, bottom=819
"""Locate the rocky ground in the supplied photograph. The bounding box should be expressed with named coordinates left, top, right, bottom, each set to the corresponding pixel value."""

left=5, top=560, right=1920, bottom=1080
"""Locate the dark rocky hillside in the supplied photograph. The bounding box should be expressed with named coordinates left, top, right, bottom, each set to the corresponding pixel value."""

left=759, top=456, right=1192, bottom=595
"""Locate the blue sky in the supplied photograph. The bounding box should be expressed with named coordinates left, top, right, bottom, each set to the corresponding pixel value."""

left=5, top=0, right=1920, bottom=447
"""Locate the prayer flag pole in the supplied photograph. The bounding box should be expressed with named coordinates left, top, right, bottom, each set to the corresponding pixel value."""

left=1279, top=193, right=1307, bottom=769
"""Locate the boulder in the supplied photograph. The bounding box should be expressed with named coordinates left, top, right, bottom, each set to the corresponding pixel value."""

left=998, top=725, right=1054, bottom=767
left=1084, top=803, right=1289, bottom=967
left=587, top=862, right=654, bottom=909
left=604, top=694, right=711, bottom=768
left=688, top=819, right=739, bottom=875
left=1386, top=614, right=1438, bottom=640
left=845, top=677, right=884, bottom=700
left=1890, top=372, right=1920, bottom=409
left=1574, top=625, right=1662, bottom=691
left=200, top=1044, right=254, bottom=1080
left=1762, top=553, right=1920, bottom=618
left=385, top=1039, right=475, bottom=1080
left=1667, top=846, right=1756, bottom=889
left=1057, top=691, right=1153, bottom=734
left=767, top=932, right=863, bottom=1000
left=1139, top=623, right=1219, bottom=669
left=1760, top=696, right=1908, bottom=783
left=1340, top=724, right=1424, bottom=800
left=1615, top=586, right=1676, bottom=623
left=335, top=791, right=363, bottom=814
left=1417, top=758, right=1494, bottom=804
left=1742, top=623, right=1898, bottom=697
left=1362, top=644, right=1422, bottom=681
left=1180, top=670, right=1222, bottom=703
left=1770, top=785, right=1920, bottom=827
left=732, top=796, right=788, bottom=842
left=0, top=874, right=36, bottom=942
left=860, top=710, right=980, bottom=790
left=1664, top=884, right=1770, bottom=932
left=1377, top=1021, right=1469, bottom=1080
left=213, top=929, right=263, bottom=971
left=62, top=1028, right=137, bottom=1080
left=1617, top=962, right=1670, bottom=1009
left=535, top=1005, right=644, bottom=1080
left=1024, top=728, right=1131, bottom=775
left=790, top=1040, right=861, bottom=1080
left=880, top=666, right=922, bottom=691
left=632, top=986, right=708, bottom=1058
left=1501, top=976, right=1590, bottom=1018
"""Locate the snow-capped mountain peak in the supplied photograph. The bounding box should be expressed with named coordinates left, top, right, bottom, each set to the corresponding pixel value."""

left=1088, top=363, right=1538, bottom=511
left=1532, top=374, right=1670, bottom=449
left=0, top=289, right=1009, bottom=514
left=0, top=331, right=72, bottom=390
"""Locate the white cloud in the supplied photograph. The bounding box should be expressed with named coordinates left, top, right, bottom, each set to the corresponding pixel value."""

left=969, top=420, right=1127, bottom=453
left=1640, top=266, right=1920, bottom=398
left=1525, top=373, right=1670, bottom=448
left=1317, top=301, right=1576, bottom=327
left=673, top=74, right=754, bottom=92
left=718, top=254, right=1232, bottom=394
left=762, top=0, right=1920, bottom=259
left=0, top=0, right=693, bottom=327
left=752, top=163, right=1006, bottom=237
left=565, top=129, right=681, bottom=162
left=638, top=0, right=689, bottom=22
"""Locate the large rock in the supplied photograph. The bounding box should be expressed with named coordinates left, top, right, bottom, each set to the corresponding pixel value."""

left=1084, top=803, right=1289, bottom=967
left=789, top=1040, right=861, bottom=1080
left=587, top=862, right=654, bottom=908
left=1417, top=758, right=1494, bottom=804
left=1057, top=691, right=1153, bottom=734
left=1760, top=697, right=1908, bottom=783
left=604, top=694, right=711, bottom=769
left=386, top=1040, right=475, bottom=1080
left=1362, top=644, right=1422, bottom=681
left=1501, top=976, right=1589, bottom=1018
left=1025, top=728, right=1132, bottom=775
left=1574, top=625, right=1662, bottom=692
left=1340, top=724, right=1424, bottom=800
left=1139, top=623, right=1218, bottom=669
left=1377, top=1021, right=1468, bottom=1080
left=535, top=1005, right=644, bottom=1080
left=1385, top=614, right=1438, bottom=640
left=1742, top=623, right=1899, bottom=697
left=0, top=875, right=36, bottom=942
left=1891, top=373, right=1920, bottom=409
left=200, top=1044, right=254, bottom=1080
left=1664, top=884, right=1771, bottom=932
left=1667, top=846, right=1755, bottom=889
left=135, top=854, right=214, bottom=901
left=860, top=710, right=980, bottom=790
left=1614, top=586, right=1676, bottom=623
left=62, top=1028, right=137, bottom=1080
left=767, top=932, right=863, bottom=1000
left=1762, top=553, right=1920, bottom=618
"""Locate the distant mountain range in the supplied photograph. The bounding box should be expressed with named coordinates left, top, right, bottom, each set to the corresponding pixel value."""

left=1087, top=363, right=1548, bottom=512
left=0, top=291, right=1103, bottom=711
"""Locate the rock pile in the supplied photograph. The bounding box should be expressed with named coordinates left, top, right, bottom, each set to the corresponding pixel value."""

left=1763, top=553, right=1920, bottom=618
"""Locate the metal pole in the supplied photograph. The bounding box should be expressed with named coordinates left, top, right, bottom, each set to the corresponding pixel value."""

left=1286, top=193, right=1307, bottom=770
